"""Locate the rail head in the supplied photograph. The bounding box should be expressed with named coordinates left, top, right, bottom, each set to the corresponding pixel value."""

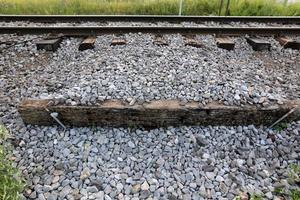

left=0, top=26, right=299, bottom=36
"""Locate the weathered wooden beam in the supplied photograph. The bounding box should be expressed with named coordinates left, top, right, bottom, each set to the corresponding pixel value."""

left=79, top=36, right=96, bottom=51
left=246, top=37, right=271, bottom=51
left=111, top=38, right=126, bottom=46
left=18, top=99, right=300, bottom=128
left=153, top=34, right=168, bottom=46
left=216, top=37, right=235, bottom=50
left=275, top=36, right=300, bottom=50
left=36, top=37, right=62, bottom=51
left=0, top=40, right=17, bottom=45
left=184, top=35, right=203, bottom=48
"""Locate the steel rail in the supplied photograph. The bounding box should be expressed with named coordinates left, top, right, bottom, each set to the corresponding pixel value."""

left=0, top=15, right=300, bottom=24
left=0, top=26, right=299, bottom=36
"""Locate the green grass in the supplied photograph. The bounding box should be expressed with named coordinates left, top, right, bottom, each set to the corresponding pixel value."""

left=0, top=125, right=25, bottom=200
left=274, top=186, right=286, bottom=196
left=272, top=164, right=300, bottom=200
left=250, top=194, right=264, bottom=200
left=291, top=189, right=300, bottom=200
left=0, top=0, right=299, bottom=16
left=234, top=193, right=263, bottom=200
left=274, top=122, right=289, bottom=131
left=288, top=163, right=300, bottom=185
left=234, top=166, right=300, bottom=200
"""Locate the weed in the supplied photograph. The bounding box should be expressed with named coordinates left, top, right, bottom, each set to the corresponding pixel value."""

left=290, top=164, right=300, bottom=174
left=0, top=125, right=25, bottom=200
left=250, top=194, right=264, bottom=200
left=288, top=164, right=300, bottom=185
left=0, top=0, right=299, bottom=16
left=274, top=122, right=289, bottom=131
left=273, top=164, right=300, bottom=200
left=274, top=186, right=286, bottom=196
left=0, top=125, right=9, bottom=143
left=291, top=189, right=300, bottom=200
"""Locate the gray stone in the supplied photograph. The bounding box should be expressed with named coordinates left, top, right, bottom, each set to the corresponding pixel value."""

left=104, top=194, right=112, bottom=200
left=59, top=185, right=72, bottom=198
left=33, top=176, right=40, bottom=185
left=196, top=135, right=208, bottom=147
left=52, top=176, right=60, bottom=184
left=29, top=191, right=37, bottom=199
left=116, top=183, right=123, bottom=192
left=128, top=141, right=135, bottom=148
left=265, top=192, right=273, bottom=199
left=38, top=194, right=46, bottom=200
left=206, top=172, right=215, bottom=180
left=94, top=191, right=104, bottom=200
left=87, top=186, right=98, bottom=193
left=199, top=184, right=207, bottom=198
left=47, top=193, right=58, bottom=200
left=216, top=176, right=224, bottom=182
left=140, top=190, right=151, bottom=199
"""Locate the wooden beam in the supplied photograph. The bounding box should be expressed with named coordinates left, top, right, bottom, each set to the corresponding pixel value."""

left=246, top=37, right=271, bottom=51
left=18, top=99, right=300, bottom=128
left=184, top=35, right=203, bottom=48
left=185, top=38, right=203, bottom=48
left=153, top=34, right=168, bottom=46
left=36, top=37, right=62, bottom=51
left=79, top=36, right=96, bottom=51
left=275, top=36, right=300, bottom=50
left=0, top=40, right=17, bottom=45
left=216, top=37, right=235, bottom=50
left=111, top=38, right=126, bottom=46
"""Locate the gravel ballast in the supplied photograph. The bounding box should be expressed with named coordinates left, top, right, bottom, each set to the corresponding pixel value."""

left=0, top=33, right=299, bottom=107
left=0, top=31, right=299, bottom=199
left=8, top=123, right=300, bottom=200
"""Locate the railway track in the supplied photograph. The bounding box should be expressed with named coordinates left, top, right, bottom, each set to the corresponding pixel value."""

left=1, top=16, right=300, bottom=200
left=0, top=26, right=299, bottom=36
left=0, top=15, right=299, bottom=36
left=0, top=15, right=300, bottom=24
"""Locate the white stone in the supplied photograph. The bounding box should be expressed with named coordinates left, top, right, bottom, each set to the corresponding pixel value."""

left=141, top=181, right=150, bottom=191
